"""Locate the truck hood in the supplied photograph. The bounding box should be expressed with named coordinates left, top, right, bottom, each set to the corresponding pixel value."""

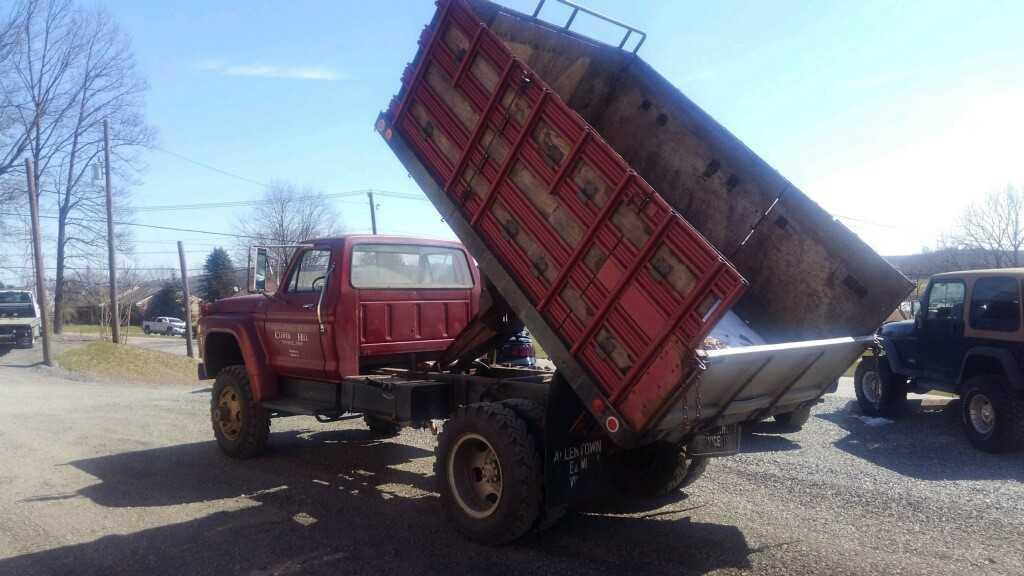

left=206, top=294, right=266, bottom=315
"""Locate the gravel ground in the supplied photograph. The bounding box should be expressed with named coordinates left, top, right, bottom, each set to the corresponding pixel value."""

left=1, top=343, right=1022, bottom=575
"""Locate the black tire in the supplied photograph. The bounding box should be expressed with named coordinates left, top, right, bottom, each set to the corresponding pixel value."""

left=497, top=398, right=566, bottom=531
left=211, top=365, right=270, bottom=459
left=960, top=376, right=1024, bottom=453
left=436, top=403, right=543, bottom=545
left=854, top=356, right=907, bottom=417
left=681, top=455, right=709, bottom=488
left=774, top=404, right=812, bottom=431
left=143, top=326, right=151, bottom=335
left=364, top=415, right=401, bottom=438
left=608, top=441, right=705, bottom=499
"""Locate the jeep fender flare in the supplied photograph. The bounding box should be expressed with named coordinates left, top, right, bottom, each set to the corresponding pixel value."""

left=877, top=337, right=915, bottom=377
left=957, top=347, right=1023, bottom=391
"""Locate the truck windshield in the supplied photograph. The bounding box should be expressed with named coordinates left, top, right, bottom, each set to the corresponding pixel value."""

left=0, top=292, right=32, bottom=304
left=351, top=244, right=472, bottom=289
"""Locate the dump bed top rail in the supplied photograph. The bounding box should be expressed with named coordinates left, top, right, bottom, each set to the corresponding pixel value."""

left=531, top=0, right=646, bottom=53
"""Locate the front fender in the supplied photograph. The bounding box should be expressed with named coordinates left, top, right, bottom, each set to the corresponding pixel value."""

left=202, top=315, right=277, bottom=402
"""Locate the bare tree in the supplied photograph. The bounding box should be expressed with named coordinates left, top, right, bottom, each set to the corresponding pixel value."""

left=1, top=0, right=152, bottom=332
left=949, top=185, right=1024, bottom=268
left=235, top=182, right=343, bottom=286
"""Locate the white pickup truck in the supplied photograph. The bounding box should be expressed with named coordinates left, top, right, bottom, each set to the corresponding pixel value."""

left=0, top=290, right=41, bottom=348
left=143, top=316, right=186, bottom=336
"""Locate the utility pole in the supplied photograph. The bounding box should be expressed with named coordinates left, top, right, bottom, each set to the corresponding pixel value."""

left=368, top=191, right=378, bottom=234
left=102, top=119, right=121, bottom=344
left=26, top=158, right=52, bottom=366
left=177, top=241, right=195, bottom=358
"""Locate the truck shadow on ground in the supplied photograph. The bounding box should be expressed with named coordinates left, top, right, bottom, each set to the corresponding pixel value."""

left=819, top=399, right=1024, bottom=482
left=5, top=427, right=755, bottom=576
left=739, top=420, right=802, bottom=454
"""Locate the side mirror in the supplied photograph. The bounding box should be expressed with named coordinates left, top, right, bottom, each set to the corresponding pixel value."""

left=249, top=247, right=271, bottom=293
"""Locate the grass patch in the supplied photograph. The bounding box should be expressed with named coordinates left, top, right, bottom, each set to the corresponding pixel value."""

left=63, top=323, right=160, bottom=338
left=56, top=340, right=198, bottom=385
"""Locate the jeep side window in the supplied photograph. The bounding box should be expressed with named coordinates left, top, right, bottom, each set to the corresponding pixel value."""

left=926, top=281, right=965, bottom=321
left=969, top=276, right=1020, bottom=332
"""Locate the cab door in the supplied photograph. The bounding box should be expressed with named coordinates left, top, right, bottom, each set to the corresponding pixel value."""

left=918, top=278, right=967, bottom=384
left=264, top=247, right=333, bottom=379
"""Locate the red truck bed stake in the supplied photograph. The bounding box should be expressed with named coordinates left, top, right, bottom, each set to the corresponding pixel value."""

left=379, top=0, right=746, bottom=437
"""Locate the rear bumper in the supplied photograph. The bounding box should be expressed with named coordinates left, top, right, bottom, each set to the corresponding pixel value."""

left=0, top=325, right=33, bottom=345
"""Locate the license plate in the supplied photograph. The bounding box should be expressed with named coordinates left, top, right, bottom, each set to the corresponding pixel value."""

left=688, top=424, right=741, bottom=457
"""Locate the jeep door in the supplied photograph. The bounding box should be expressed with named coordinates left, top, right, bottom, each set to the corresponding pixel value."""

left=264, top=247, right=333, bottom=379
left=919, top=278, right=967, bottom=383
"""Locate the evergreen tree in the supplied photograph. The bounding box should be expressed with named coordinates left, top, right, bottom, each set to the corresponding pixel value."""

left=201, top=247, right=237, bottom=302
left=147, top=280, right=184, bottom=320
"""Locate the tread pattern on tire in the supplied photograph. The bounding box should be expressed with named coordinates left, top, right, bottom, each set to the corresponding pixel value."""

left=436, top=402, right=543, bottom=545
left=854, top=356, right=906, bottom=418
left=497, top=398, right=565, bottom=531
left=212, top=365, right=270, bottom=459
left=961, top=376, right=1024, bottom=453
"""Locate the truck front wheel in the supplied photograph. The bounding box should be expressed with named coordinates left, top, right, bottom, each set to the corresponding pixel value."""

left=436, top=403, right=542, bottom=545
left=211, top=365, right=270, bottom=459
left=961, top=376, right=1024, bottom=453
left=854, top=356, right=906, bottom=417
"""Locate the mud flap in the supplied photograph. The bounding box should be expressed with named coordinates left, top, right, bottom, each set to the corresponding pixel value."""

left=542, top=375, right=613, bottom=517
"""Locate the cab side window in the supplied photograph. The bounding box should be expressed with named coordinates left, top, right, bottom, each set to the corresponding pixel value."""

left=926, top=280, right=965, bottom=320
left=287, top=249, right=331, bottom=293
left=969, top=276, right=1020, bottom=332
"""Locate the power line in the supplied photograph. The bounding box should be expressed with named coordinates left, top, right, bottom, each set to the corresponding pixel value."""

left=0, top=211, right=267, bottom=241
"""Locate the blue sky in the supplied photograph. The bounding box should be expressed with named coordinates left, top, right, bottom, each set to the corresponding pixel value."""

left=60, top=0, right=1024, bottom=276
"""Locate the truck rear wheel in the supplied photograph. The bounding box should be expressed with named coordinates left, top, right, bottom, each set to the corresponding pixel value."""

left=436, top=403, right=542, bottom=545
left=609, top=441, right=707, bottom=499
left=364, top=415, right=401, bottom=438
left=854, top=356, right=906, bottom=417
left=961, top=376, right=1024, bottom=453
left=211, top=365, right=269, bottom=459
left=774, top=404, right=812, bottom=431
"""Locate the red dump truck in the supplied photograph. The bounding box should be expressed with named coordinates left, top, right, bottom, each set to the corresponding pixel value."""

left=198, top=0, right=912, bottom=545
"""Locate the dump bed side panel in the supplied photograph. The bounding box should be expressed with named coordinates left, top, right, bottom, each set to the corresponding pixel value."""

left=466, top=0, right=914, bottom=343
left=379, top=0, right=746, bottom=443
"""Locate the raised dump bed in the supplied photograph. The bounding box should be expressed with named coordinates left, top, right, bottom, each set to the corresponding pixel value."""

left=463, top=0, right=913, bottom=344
left=379, top=0, right=746, bottom=444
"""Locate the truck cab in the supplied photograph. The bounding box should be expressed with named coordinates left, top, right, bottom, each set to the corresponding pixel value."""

left=856, top=269, right=1024, bottom=452
left=199, top=235, right=480, bottom=405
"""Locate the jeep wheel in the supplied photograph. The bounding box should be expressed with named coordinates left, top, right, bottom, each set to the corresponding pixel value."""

left=364, top=415, right=401, bottom=438
left=211, top=365, right=270, bottom=459
left=854, top=356, right=906, bottom=417
left=436, top=403, right=542, bottom=545
left=774, top=404, right=812, bottom=431
left=961, top=376, right=1024, bottom=453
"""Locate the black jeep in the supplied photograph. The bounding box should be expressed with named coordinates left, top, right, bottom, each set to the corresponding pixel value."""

left=855, top=270, right=1024, bottom=453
